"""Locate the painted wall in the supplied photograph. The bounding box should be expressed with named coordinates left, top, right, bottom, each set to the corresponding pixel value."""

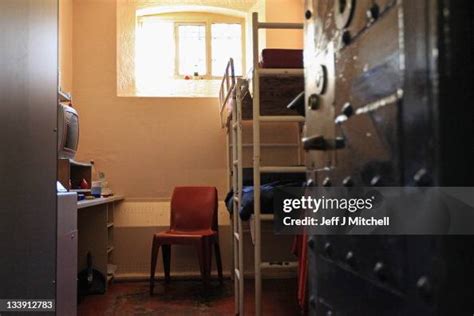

left=117, top=2, right=249, bottom=97
left=59, top=0, right=74, bottom=93
left=265, top=0, right=304, bottom=49
left=74, top=0, right=228, bottom=200
left=72, top=0, right=304, bottom=278
left=73, top=0, right=230, bottom=277
left=246, top=0, right=304, bottom=69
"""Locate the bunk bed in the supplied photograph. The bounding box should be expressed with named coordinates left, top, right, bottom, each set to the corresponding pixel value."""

left=218, top=13, right=305, bottom=316
left=225, top=169, right=305, bottom=221
left=219, top=50, right=305, bottom=126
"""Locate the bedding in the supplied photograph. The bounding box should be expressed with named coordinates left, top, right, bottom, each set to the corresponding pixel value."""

left=259, top=49, right=304, bottom=69
left=221, top=49, right=305, bottom=127
left=225, top=181, right=303, bottom=221
left=225, top=169, right=306, bottom=220
left=225, top=75, right=303, bottom=122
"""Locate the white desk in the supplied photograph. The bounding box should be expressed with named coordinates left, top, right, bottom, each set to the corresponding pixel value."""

left=78, top=195, right=124, bottom=209
left=77, top=195, right=124, bottom=289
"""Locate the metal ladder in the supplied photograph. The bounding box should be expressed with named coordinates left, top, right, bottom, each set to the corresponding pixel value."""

left=232, top=79, right=245, bottom=315
left=251, top=12, right=305, bottom=316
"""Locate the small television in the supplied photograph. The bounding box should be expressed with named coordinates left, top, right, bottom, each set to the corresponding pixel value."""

left=58, top=103, right=79, bottom=159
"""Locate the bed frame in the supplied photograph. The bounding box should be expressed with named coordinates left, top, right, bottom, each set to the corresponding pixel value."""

left=219, top=12, right=305, bottom=316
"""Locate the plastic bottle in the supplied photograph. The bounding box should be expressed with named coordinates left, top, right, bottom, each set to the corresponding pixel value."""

left=90, top=160, right=102, bottom=198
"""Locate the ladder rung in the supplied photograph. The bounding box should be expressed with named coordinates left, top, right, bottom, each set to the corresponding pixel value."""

left=257, top=22, right=303, bottom=30
left=232, top=122, right=238, bottom=129
left=233, top=160, right=238, bottom=165
left=260, top=261, right=298, bottom=268
left=259, top=116, right=305, bottom=122
left=259, top=214, right=274, bottom=221
left=230, top=143, right=299, bottom=148
left=234, top=269, right=241, bottom=280
left=256, top=68, right=304, bottom=77
left=234, top=197, right=240, bottom=202
left=260, top=166, right=306, bottom=173
left=234, top=232, right=240, bottom=241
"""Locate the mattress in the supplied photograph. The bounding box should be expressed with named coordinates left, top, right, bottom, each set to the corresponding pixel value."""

left=245, top=75, right=304, bottom=118
left=259, top=49, right=304, bottom=69
left=222, top=49, right=305, bottom=127
left=224, top=75, right=304, bottom=124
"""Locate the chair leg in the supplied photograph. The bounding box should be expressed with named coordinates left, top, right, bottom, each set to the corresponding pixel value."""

left=150, top=236, right=160, bottom=295
left=214, top=239, right=224, bottom=284
left=196, top=240, right=206, bottom=282
left=197, top=237, right=212, bottom=287
left=203, top=237, right=212, bottom=286
left=162, top=244, right=171, bottom=284
left=205, top=238, right=213, bottom=282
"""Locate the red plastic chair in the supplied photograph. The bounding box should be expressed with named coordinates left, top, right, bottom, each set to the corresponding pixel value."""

left=150, top=187, right=223, bottom=294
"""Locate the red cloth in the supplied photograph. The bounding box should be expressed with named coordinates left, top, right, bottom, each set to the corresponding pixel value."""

left=259, top=49, right=304, bottom=69
left=292, top=234, right=308, bottom=313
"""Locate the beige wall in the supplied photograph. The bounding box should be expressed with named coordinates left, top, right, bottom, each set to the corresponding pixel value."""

left=74, top=0, right=228, bottom=200
left=74, top=0, right=303, bottom=200
left=73, top=0, right=230, bottom=276
left=117, top=2, right=250, bottom=96
left=246, top=0, right=304, bottom=68
left=72, top=0, right=303, bottom=277
left=265, top=0, right=304, bottom=49
left=59, top=0, right=74, bottom=93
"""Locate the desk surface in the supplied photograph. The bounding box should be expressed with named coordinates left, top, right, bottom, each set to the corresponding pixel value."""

left=77, top=195, right=124, bottom=209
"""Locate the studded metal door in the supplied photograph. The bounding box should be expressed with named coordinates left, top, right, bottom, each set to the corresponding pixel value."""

left=303, top=0, right=474, bottom=315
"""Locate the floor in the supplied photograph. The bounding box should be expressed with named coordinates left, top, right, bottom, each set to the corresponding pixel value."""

left=78, top=278, right=300, bottom=316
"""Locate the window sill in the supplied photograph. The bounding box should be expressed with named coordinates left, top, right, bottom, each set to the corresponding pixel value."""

left=118, top=79, right=222, bottom=98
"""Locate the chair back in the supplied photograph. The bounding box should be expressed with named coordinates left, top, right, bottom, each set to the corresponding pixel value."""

left=170, top=187, right=218, bottom=232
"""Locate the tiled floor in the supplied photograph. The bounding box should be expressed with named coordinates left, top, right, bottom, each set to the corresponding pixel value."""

left=78, top=278, right=300, bottom=315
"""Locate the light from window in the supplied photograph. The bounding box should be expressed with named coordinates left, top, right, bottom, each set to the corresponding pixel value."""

left=211, top=24, right=242, bottom=76
left=135, top=21, right=175, bottom=91
left=178, top=24, right=207, bottom=76
left=133, top=16, right=243, bottom=96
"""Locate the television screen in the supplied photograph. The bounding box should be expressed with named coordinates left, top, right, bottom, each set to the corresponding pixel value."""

left=58, top=103, right=79, bottom=159
left=64, top=111, right=79, bottom=151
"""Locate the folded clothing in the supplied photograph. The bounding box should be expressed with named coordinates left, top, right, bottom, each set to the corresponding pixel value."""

left=259, top=49, right=304, bottom=69
left=225, top=180, right=304, bottom=221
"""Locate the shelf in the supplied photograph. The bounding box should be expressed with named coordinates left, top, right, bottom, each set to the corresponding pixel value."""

left=260, top=214, right=274, bottom=221
left=257, top=22, right=303, bottom=30
left=69, top=159, right=92, bottom=167
left=70, top=189, right=91, bottom=193
left=228, top=115, right=305, bottom=124
left=249, top=214, right=274, bottom=222
left=259, top=116, right=305, bottom=123
left=260, top=166, right=306, bottom=173
left=230, top=143, right=300, bottom=148
left=255, top=68, right=304, bottom=77
left=77, top=195, right=124, bottom=209
left=260, top=261, right=298, bottom=268
left=58, top=158, right=92, bottom=192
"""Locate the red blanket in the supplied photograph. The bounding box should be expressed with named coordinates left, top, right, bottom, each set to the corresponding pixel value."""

left=260, top=49, right=304, bottom=69
left=292, top=234, right=308, bottom=313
